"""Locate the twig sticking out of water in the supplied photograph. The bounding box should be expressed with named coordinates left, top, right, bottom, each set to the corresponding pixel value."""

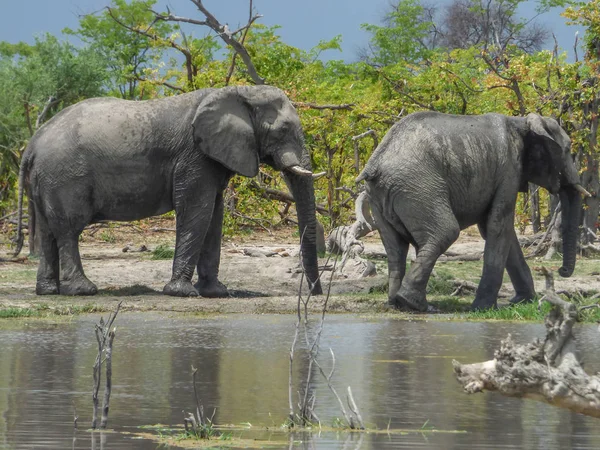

left=183, top=365, right=217, bottom=439
left=288, top=227, right=365, bottom=429
left=73, top=401, right=78, bottom=430
left=91, top=301, right=122, bottom=429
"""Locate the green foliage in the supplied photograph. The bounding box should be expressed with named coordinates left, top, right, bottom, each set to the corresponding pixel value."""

left=0, top=33, right=107, bottom=214
left=0, top=0, right=598, bottom=236
left=63, top=0, right=174, bottom=98
left=152, top=244, right=175, bottom=260
left=361, top=0, right=433, bottom=66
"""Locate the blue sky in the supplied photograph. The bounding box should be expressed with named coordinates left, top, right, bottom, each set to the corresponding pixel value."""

left=0, top=0, right=585, bottom=61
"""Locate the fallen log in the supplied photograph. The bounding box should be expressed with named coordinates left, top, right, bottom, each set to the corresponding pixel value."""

left=453, top=267, right=600, bottom=419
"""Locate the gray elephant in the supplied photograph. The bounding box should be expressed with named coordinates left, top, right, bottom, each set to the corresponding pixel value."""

left=14, top=85, right=323, bottom=297
left=357, top=112, right=590, bottom=311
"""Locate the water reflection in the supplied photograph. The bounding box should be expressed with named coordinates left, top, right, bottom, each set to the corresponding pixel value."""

left=0, top=314, right=599, bottom=449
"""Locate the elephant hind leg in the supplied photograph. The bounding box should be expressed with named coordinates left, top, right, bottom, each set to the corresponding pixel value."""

left=57, top=235, right=97, bottom=296
left=369, top=202, right=409, bottom=308
left=395, top=203, right=460, bottom=312
left=35, top=208, right=59, bottom=295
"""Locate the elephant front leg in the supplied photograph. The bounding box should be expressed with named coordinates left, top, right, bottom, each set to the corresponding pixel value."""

left=194, top=193, right=229, bottom=298
left=163, top=188, right=216, bottom=298
left=472, top=209, right=515, bottom=310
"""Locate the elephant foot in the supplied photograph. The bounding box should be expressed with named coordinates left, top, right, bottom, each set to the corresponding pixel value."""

left=470, top=297, right=497, bottom=311
left=394, top=286, right=428, bottom=312
left=36, top=280, right=59, bottom=295
left=509, top=293, right=535, bottom=305
left=59, top=277, right=98, bottom=296
left=194, top=279, right=229, bottom=298
left=163, top=279, right=199, bottom=297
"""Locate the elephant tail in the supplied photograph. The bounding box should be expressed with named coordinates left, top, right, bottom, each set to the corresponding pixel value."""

left=13, top=148, right=29, bottom=257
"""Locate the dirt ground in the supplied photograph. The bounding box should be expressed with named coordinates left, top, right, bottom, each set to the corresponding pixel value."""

left=0, top=218, right=598, bottom=315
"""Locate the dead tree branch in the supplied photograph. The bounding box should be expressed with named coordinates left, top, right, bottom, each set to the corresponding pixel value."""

left=454, top=268, right=600, bottom=419
left=92, top=301, right=122, bottom=429
left=155, top=0, right=264, bottom=84
left=327, top=191, right=377, bottom=275
left=35, top=96, right=58, bottom=129
left=351, top=130, right=378, bottom=174
left=288, top=230, right=365, bottom=429
left=292, top=102, right=355, bottom=111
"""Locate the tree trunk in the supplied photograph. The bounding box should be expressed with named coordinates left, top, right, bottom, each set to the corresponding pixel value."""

left=529, top=184, right=541, bottom=233
left=581, top=156, right=599, bottom=246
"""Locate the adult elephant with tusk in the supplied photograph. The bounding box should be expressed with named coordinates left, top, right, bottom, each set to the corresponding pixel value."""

left=14, top=85, right=323, bottom=297
left=357, top=111, right=591, bottom=311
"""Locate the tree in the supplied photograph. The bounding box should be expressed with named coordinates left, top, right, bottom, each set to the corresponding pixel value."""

left=360, top=0, right=436, bottom=66
left=64, top=0, right=174, bottom=99
left=439, top=0, right=549, bottom=53
left=0, top=34, right=107, bottom=214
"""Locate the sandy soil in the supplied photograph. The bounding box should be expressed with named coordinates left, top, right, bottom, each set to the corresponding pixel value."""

left=0, top=220, right=597, bottom=315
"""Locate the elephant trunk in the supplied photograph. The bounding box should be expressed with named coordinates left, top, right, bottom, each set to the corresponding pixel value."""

left=284, top=171, right=323, bottom=295
left=558, top=186, right=581, bottom=277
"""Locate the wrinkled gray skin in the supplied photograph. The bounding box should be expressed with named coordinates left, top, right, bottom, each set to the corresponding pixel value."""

left=15, top=86, right=323, bottom=297
left=358, top=112, right=584, bottom=311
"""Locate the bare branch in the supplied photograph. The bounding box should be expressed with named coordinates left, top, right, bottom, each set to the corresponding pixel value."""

left=293, top=102, right=355, bottom=111
left=35, top=96, right=58, bottom=129
left=188, top=0, right=265, bottom=84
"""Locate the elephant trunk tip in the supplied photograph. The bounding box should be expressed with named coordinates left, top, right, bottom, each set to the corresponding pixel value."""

left=311, top=281, right=323, bottom=296
left=558, top=265, right=574, bottom=278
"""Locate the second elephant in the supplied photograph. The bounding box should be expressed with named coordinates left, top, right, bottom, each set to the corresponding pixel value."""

left=358, top=112, right=589, bottom=311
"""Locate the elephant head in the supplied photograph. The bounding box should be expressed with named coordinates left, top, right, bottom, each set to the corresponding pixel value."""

left=192, top=85, right=323, bottom=295
left=521, top=113, right=590, bottom=278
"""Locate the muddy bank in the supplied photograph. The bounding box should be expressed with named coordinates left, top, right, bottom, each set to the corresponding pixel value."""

left=0, top=224, right=598, bottom=315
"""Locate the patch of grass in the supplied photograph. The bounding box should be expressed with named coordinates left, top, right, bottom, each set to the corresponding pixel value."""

left=99, top=230, right=116, bottom=243
left=429, top=296, right=472, bottom=313
left=152, top=244, right=175, bottom=260
left=0, top=307, right=40, bottom=318
left=466, top=302, right=545, bottom=321
left=51, top=304, right=107, bottom=315
left=0, top=303, right=107, bottom=319
left=427, top=269, right=456, bottom=295
left=368, top=282, right=388, bottom=294
left=0, top=269, right=37, bottom=282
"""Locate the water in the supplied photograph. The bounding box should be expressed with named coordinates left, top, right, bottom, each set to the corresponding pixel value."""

left=0, top=313, right=599, bottom=449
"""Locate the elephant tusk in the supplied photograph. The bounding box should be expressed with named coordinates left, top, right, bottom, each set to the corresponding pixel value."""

left=288, top=165, right=313, bottom=176
left=574, top=184, right=593, bottom=198
left=312, top=171, right=326, bottom=179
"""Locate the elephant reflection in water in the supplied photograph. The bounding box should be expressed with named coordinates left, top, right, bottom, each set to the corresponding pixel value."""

left=358, top=112, right=590, bottom=311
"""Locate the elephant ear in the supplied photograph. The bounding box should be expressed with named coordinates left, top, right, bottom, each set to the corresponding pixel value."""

left=526, top=113, right=565, bottom=174
left=192, top=87, right=259, bottom=178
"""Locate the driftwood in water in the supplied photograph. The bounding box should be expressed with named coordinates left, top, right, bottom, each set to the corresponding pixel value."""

left=326, top=191, right=377, bottom=276
left=453, top=268, right=600, bottom=419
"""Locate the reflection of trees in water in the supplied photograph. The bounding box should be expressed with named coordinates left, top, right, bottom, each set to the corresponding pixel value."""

left=1, top=322, right=79, bottom=446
